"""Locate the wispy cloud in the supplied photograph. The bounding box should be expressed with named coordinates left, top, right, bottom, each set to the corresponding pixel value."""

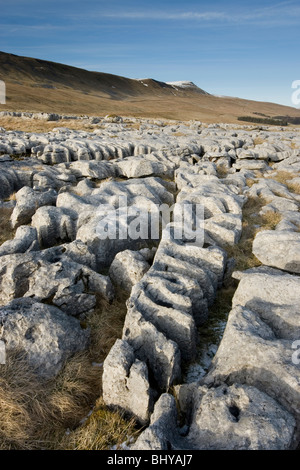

left=96, top=2, right=300, bottom=26
left=101, top=11, right=227, bottom=20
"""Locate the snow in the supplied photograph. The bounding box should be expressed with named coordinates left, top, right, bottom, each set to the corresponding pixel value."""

left=133, top=79, right=196, bottom=89
left=167, top=81, right=196, bottom=89
left=133, top=79, right=149, bottom=87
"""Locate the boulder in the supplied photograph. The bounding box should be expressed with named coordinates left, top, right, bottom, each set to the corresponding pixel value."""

left=123, top=307, right=181, bottom=391
left=68, top=160, right=116, bottom=179
left=185, top=384, right=295, bottom=450
left=131, top=394, right=182, bottom=450
left=231, top=270, right=300, bottom=340
left=233, top=160, right=269, bottom=171
left=0, top=225, right=39, bottom=256
left=102, top=339, right=153, bottom=425
left=0, top=298, right=89, bottom=377
left=252, top=230, right=300, bottom=273
left=204, top=306, right=300, bottom=431
left=0, top=252, right=114, bottom=316
left=115, top=157, right=172, bottom=179
left=11, top=186, right=57, bottom=228
left=109, top=249, right=150, bottom=292
left=31, top=205, right=77, bottom=248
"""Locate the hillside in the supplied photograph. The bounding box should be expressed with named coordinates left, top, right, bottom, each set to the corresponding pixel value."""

left=1, top=50, right=300, bottom=123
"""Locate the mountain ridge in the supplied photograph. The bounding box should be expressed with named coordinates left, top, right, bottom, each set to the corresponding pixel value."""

left=0, top=50, right=300, bottom=123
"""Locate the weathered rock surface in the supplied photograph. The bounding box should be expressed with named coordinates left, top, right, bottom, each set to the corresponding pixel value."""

left=253, top=230, right=300, bottom=273
left=11, top=186, right=57, bottom=228
left=0, top=298, right=89, bottom=377
left=102, top=339, right=153, bottom=425
left=204, top=305, right=300, bottom=437
left=185, top=383, right=295, bottom=450
left=115, top=157, right=173, bottom=179
left=231, top=269, right=300, bottom=339
left=31, top=206, right=78, bottom=247
left=133, top=383, right=295, bottom=450
left=0, top=252, right=114, bottom=317
left=109, top=249, right=150, bottom=292
left=0, top=225, right=39, bottom=256
left=131, top=394, right=184, bottom=450
left=122, top=306, right=181, bottom=391
left=1, top=117, right=300, bottom=450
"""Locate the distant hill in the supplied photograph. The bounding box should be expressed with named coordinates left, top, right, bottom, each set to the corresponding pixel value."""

left=1, top=50, right=300, bottom=123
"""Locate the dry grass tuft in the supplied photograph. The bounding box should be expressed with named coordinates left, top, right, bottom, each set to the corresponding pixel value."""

left=270, top=170, right=294, bottom=185
left=259, top=210, right=282, bottom=231
left=253, top=169, right=265, bottom=178
left=60, top=397, right=138, bottom=450
left=171, top=132, right=187, bottom=137
left=0, top=116, right=96, bottom=134
left=216, top=166, right=230, bottom=178
left=246, top=178, right=256, bottom=188
left=288, top=182, right=300, bottom=194
left=0, top=207, right=14, bottom=245
left=123, top=121, right=141, bottom=131
left=225, top=197, right=283, bottom=271
left=7, top=192, right=16, bottom=201
left=253, top=137, right=267, bottom=145
left=0, top=349, right=101, bottom=449
left=86, top=290, right=129, bottom=366
left=265, top=170, right=300, bottom=194
left=0, top=351, right=39, bottom=449
left=45, top=352, right=101, bottom=428
left=199, top=285, right=237, bottom=346
left=0, top=288, right=135, bottom=450
left=225, top=197, right=264, bottom=271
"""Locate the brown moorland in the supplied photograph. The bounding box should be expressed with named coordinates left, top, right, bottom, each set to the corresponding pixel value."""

left=1, top=51, right=300, bottom=124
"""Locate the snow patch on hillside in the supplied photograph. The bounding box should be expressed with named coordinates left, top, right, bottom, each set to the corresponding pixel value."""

left=167, top=81, right=197, bottom=89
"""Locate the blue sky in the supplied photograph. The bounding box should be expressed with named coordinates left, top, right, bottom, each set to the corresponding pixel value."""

left=0, top=0, right=299, bottom=107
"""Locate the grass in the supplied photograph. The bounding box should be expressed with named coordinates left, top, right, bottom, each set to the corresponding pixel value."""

left=0, top=289, right=139, bottom=450
left=258, top=210, right=282, bottom=231
left=171, top=132, right=187, bottom=137
left=6, top=192, right=16, bottom=201
left=266, top=170, right=300, bottom=195
left=125, top=122, right=141, bottom=131
left=270, top=170, right=295, bottom=185
left=0, top=207, right=14, bottom=245
left=199, top=285, right=237, bottom=346
left=253, top=137, right=267, bottom=145
left=85, top=290, right=129, bottom=367
left=224, top=196, right=282, bottom=271
left=216, top=166, right=230, bottom=178
left=288, top=182, right=300, bottom=194
left=0, top=350, right=101, bottom=450
left=246, top=178, right=256, bottom=188
left=60, top=397, right=138, bottom=450
left=0, top=116, right=96, bottom=134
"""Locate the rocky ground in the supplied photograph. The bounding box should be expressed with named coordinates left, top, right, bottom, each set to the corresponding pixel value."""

left=0, top=114, right=300, bottom=450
